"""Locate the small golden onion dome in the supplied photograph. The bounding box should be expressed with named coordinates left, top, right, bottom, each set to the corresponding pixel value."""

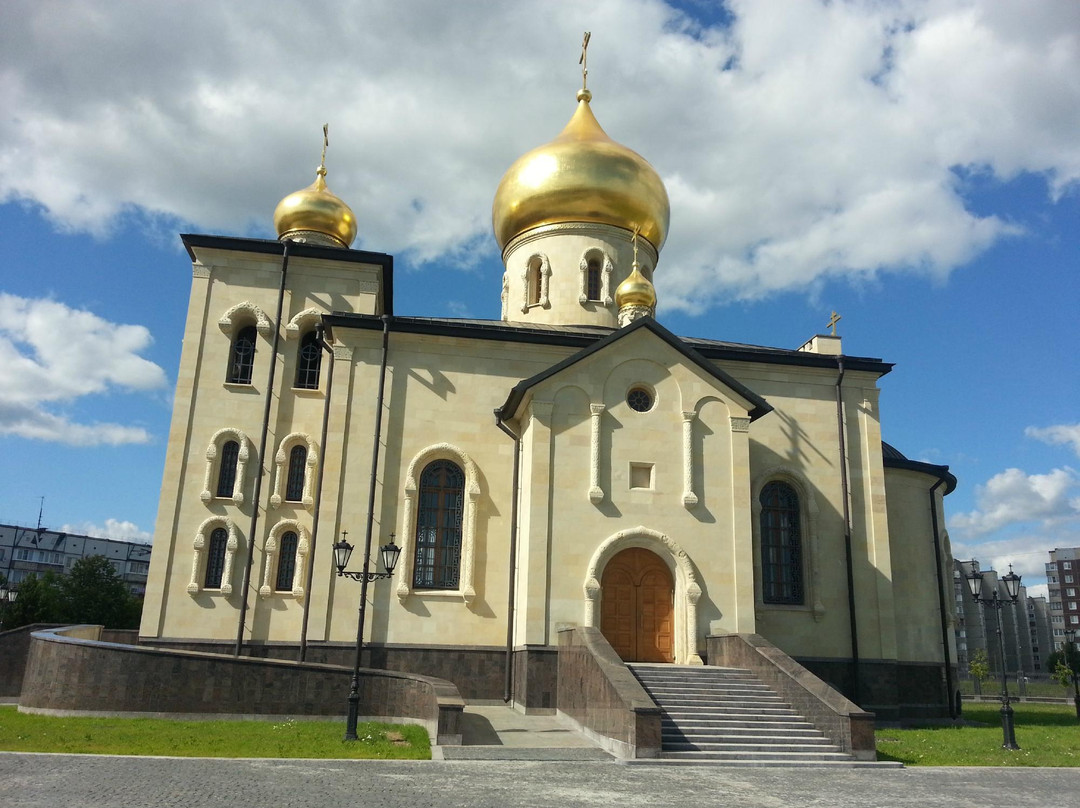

left=273, top=166, right=357, bottom=248
left=492, top=88, right=670, bottom=252
left=615, top=264, right=657, bottom=310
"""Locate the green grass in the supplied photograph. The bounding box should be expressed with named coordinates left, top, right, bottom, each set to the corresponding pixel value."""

left=876, top=703, right=1080, bottom=766
left=0, top=706, right=429, bottom=759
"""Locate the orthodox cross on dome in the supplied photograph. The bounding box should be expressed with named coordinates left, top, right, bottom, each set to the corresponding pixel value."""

left=319, top=123, right=329, bottom=175
left=580, top=31, right=591, bottom=90
left=632, top=224, right=640, bottom=266
left=827, top=310, right=842, bottom=336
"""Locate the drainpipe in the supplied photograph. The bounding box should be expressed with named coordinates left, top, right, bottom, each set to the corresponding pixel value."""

left=235, top=239, right=291, bottom=656
left=298, top=322, right=336, bottom=662
left=353, top=314, right=392, bottom=673
left=928, top=477, right=955, bottom=717
left=495, top=413, right=521, bottom=704
left=835, top=356, right=860, bottom=704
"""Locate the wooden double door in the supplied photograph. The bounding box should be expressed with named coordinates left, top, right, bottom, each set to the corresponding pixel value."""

left=600, top=547, right=674, bottom=663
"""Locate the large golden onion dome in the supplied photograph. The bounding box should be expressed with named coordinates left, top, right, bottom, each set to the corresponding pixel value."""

left=273, top=165, right=357, bottom=249
left=492, top=88, right=670, bottom=252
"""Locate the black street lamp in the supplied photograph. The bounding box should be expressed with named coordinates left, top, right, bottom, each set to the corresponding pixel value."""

left=333, top=530, right=401, bottom=741
left=0, top=584, right=18, bottom=633
left=1064, top=631, right=1080, bottom=721
left=966, top=561, right=1022, bottom=750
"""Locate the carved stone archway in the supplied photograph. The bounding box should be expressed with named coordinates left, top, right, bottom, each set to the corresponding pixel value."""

left=584, top=526, right=703, bottom=665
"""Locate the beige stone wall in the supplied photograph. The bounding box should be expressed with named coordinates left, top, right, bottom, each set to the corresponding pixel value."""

left=884, top=467, right=955, bottom=664
left=145, top=239, right=920, bottom=675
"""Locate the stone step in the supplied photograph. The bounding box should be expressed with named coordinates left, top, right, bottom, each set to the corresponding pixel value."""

left=663, top=707, right=799, bottom=718
left=662, top=718, right=818, bottom=730
left=641, top=685, right=776, bottom=695
left=664, top=729, right=830, bottom=743
left=660, top=750, right=854, bottom=762
left=664, top=741, right=841, bottom=754
left=625, top=758, right=904, bottom=769
left=660, top=725, right=820, bottom=738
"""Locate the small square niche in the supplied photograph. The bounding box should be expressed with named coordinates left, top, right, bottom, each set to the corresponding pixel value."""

left=629, top=463, right=654, bottom=490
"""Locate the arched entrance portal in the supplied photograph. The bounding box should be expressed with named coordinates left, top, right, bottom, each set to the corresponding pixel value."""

left=600, top=547, right=674, bottom=663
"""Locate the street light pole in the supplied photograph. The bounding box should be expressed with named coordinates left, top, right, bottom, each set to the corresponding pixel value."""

left=966, top=561, right=1022, bottom=751
left=1069, top=632, right=1080, bottom=721
left=332, top=531, right=401, bottom=742
left=0, top=584, right=17, bottom=633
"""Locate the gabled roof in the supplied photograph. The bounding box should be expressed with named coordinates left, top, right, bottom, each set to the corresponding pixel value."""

left=881, top=441, right=957, bottom=494
left=495, top=316, right=773, bottom=422
left=320, top=312, right=892, bottom=375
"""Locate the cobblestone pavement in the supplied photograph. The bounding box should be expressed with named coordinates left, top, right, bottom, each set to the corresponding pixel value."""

left=2, top=753, right=1079, bottom=807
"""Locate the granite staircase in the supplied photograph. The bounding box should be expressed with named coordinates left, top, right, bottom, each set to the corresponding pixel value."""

left=628, top=663, right=893, bottom=767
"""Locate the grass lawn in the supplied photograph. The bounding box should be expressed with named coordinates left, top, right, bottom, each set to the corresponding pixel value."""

left=0, top=706, right=429, bottom=759
left=876, top=703, right=1080, bottom=766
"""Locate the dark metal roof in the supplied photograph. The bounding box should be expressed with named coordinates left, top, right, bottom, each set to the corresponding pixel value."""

left=320, top=313, right=892, bottom=375
left=881, top=441, right=957, bottom=494
left=180, top=234, right=395, bottom=316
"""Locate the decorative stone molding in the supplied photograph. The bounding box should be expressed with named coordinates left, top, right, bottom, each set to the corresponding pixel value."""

left=681, top=411, right=698, bottom=507
left=500, top=271, right=509, bottom=321
left=520, top=253, right=552, bottom=313
left=188, top=517, right=240, bottom=595
left=730, top=416, right=751, bottom=433
left=589, top=403, right=605, bottom=503
left=618, top=304, right=651, bottom=328
left=577, top=249, right=615, bottom=305
left=217, top=301, right=272, bottom=337
left=269, top=432, right=318, bottom=508
left=259, top=520, right=310, bottom=598
left=397, top=442, right=481, bottom=605
left=332, top=344, right=353, bottom=360
left=201, top=428, right=252, bottom=505
left=502, top=222, right=659, bottom=266
left=192, top=262, right=212, bottom=279
left=751, top=465, right=824, bottom=621
left=285, top=308, right=322, bottom=339
left=584, top=526, right=704, bottom=665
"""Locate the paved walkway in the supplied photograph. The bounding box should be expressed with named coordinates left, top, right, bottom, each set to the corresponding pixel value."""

left=437, top=704, right=611, bottom=760
left=2, top=752, right=1078, bottom=807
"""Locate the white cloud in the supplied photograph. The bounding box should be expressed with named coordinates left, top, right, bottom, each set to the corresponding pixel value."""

left=0, top=294, right=168, bottom=445
left=949, top=467, right=1080, bottom=537
left=61, top=518, right=152, bottom=544
left=1027, top=424, right=1080, bottom=458
left=1027, top=583, right=1049, bottom=600
left=950, top=532, right=1065, bottom=581
left=1, top=0, right=1078, bottom=310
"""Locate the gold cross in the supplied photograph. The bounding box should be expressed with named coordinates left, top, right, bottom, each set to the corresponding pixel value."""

left=827, top=310, right=842, bottom=336
left=580, top=31, right=591, bottom=89
left=632, top=225, right=640, bottom=267
left=320, top=123, right=329, bottom=172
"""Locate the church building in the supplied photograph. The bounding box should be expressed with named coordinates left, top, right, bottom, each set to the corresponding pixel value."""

left=140, top=70, right=958, bottom=721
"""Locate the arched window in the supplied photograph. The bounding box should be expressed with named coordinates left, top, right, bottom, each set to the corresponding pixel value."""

left=759, top=481, right=803, bottom=604
left=294, top=329, right=322, bottom=389
left=413, top=460, right=465, bottom=590
left=216, top=441, right=240, bottom=498
left=586, top=255, right=602, bottom=301
left=528, top=257, right=542, bottom=306
left=275, top=531, right=298, bottom=591
left=285, top=445, right=307, bottom=502
left=226, top=325, right=257, bottom=385
left=204, top=528, right=229, bottom=589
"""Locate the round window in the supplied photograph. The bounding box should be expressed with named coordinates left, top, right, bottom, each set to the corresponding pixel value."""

left=627, top=386, right=654, bottom=413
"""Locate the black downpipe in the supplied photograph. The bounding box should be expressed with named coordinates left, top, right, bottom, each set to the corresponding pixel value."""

left=495, top=414, right=521, bottom=704
left=235, top=240, right=291, bottom=656
left=352, top=315, right=392, bottom=674
left=299, top=323, right=336, bottom=662
left=835, top=356, right=860, bottom=704
left=928, top=477, right=955, bottom=717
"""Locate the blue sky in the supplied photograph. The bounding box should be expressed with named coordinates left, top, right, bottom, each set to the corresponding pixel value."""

left=1, top=0, right=1077, bottom=597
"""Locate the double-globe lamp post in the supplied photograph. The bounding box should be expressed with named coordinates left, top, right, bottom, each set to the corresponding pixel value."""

left=966, top=561, right=1022, bottom=750
left=333, top=531, right=402, bottom=742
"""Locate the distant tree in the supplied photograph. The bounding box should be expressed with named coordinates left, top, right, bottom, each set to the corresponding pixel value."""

left=58, top=555, right=142, bottom=629
left=3, top=572, right=64, bottom=629
left=1048, top=641, right=1080, bottom=687
left=968, top=649, right=991, bottom=684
